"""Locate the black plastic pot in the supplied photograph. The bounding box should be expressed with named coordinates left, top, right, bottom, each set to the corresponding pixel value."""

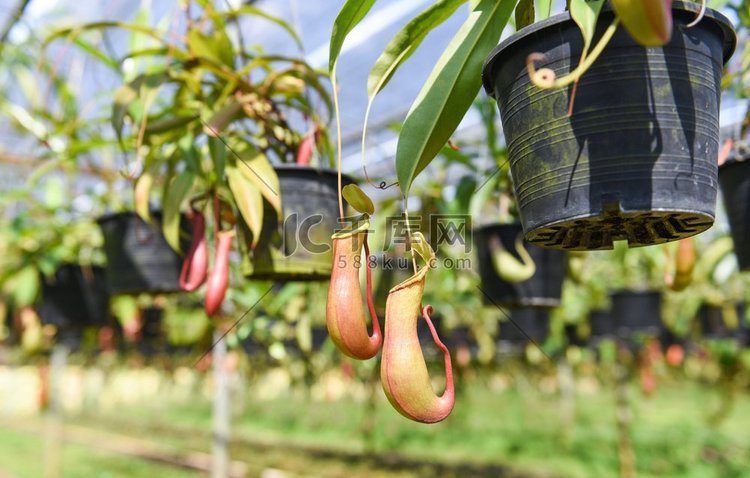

left=243, top=166, right=354, bottom=281
left=482, top=2, right=736, bottom=250
left=499, top=308, right=550, bottom=344
left=40, top=264, right=109, bottom=330
left=97, top=212, right=184, bottom=295
left=565, top=323, right=587, bottom=348
left=475, top=223, right=565, bottom=307
left=611, top=290, right=662, bottom=337
left=718, top=156, right=750, bottom=270
left=589, top=309, right=616, bottom=339
left=697, top=303, right=746, bottom=340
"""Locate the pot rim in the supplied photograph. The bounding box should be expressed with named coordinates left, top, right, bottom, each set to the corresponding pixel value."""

left=482, top=1, right=736, bottom=98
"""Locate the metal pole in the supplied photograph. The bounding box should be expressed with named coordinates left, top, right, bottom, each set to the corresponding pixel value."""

left=212, top=329, right=230, bottom=478
left=44, top=343, right=68, bottom=478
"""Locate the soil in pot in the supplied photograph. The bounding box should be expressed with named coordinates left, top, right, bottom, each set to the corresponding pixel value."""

left=482, top=2, right=736, bottom=250
left=498, top=308, right=550, bottom=345
left=40, top=264, right=109, bottom=330
left=242, top=166, right=354, bottom=281
left=97, top=212, right=184, bottom=295
left=718, top=155, right=750, bottom=270
left=611, top=290, right=663, bottom=338
left=475, top=223, right=565, bottom=307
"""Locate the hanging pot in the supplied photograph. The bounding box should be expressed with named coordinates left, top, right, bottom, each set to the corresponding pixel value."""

left=611, top=290, right=662, bottom=337
left=697, top=303, right=746, bottom=341
left=589, top=309, right=616, bottom=340
left=718, top=155, right=750, bottom=270
left=564, top=323, right=587, bottom=348
left=482, top=3, right=736, bottom=250
left=475, top=223, right=565, bottom=307
left=242, top=166, right=354, bottom=281
left=498, top=308, right=550, bottom=345
left=40, top=264, right=109, bottom=330
left=97, top=211, right=184, bottom=295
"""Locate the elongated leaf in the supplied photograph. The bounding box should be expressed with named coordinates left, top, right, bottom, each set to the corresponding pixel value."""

left=395, top=0, right=516, bottom=196
left=233, top=145, right=281, bottom=217
left=134, top=170, right=154, bottom=222
left=329, top=0, right=377, bottom=72
left=570, top=0, right=605, bottom=51
left=72, top=36, right=120, bottom=71
left=205, top=100, right=243, bottom=136
left=112, top=83, right=138, bottom=142
left=144, top=114, right=198, bottom=135
left=515, top=0, right=535, bottom=30
left=216, top=6, right=303, bottom=49
left=368, top=0, right=467, bottom=98
left=188, top=29, right=234, bottom=67
left=535, top=0, right=553, bottom=21
left=208, top=137, right=227, bottom=185
left=45, top=22, right=169, bottom=48
left=226, top=165, right=264, bottom=248
left=163, top=169, right=195, bottom=252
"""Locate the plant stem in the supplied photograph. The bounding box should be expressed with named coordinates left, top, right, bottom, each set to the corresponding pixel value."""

left=331, top=69, right=344, bottom=220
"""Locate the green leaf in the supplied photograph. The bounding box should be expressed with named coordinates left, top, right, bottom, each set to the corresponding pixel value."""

left=45, top=21, right=169, bottom=49
left=144, top=114, right=199, bottom=135
left=112, top=83, right=138, bottom=142
left=233, top=145, right=281, bottom=218
left=535, top=0, right=553, bottom=21
left=205, top=100, right=243, bottom=136
left=367, top=0, right=467, bottom=98
left=226, top=165, right=264, bottom=248
left=187, top=29, right=234, bottom=68
left=216, top=6, right=303, bottom=49
left=329, top=0, right=378, bottom=72
left=570, top=0, right=605, bottom=52
left=395, top=0, right=515, bottom=196
left=342, top=184, right=375, bottom=215
left=5, top=266, right=39, bottom=307
left=515, top=0, right=535, bottom=30
left=134, top=158, right=159, bottom=222
left=208, top=136, right=227, bottom=185
left=110, top=295, right=139, bottom=325
left=162, top=169, right=195, bottom=252
left=72, top=35, right=121, bottom=71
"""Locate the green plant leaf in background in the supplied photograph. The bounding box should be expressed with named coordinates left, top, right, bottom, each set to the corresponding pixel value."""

left=4, top=266, right=39, bottom=307
left=226, top=165, right=264, bottom=248
left=328, top=0, right=378, bottom=72
left=395, top=0, right=516, bottom=197
left=570, top=0, right=605, bottom=53
left=535, top=0, right=553, bottom=21
left=134, top=159, right=159, bottom=222
left=367, top=0, right=467, bottom=99
left=187, top=28, right=234, bottom=68
left=233, top=145, right=281, bottom=218
left=515, top=0, right=535, bottom=30
left=162, top=169, right=195, bottom=252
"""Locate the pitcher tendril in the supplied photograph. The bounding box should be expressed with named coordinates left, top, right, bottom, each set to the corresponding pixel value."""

left=687, top=0, right=707, bottom=28
left=527, top=18, right=619, bottom=89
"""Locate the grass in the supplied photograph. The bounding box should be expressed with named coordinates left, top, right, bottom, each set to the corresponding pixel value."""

left=0, top=425, right=203, bottom=478
left=0, top=367, right=749, bottom=477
